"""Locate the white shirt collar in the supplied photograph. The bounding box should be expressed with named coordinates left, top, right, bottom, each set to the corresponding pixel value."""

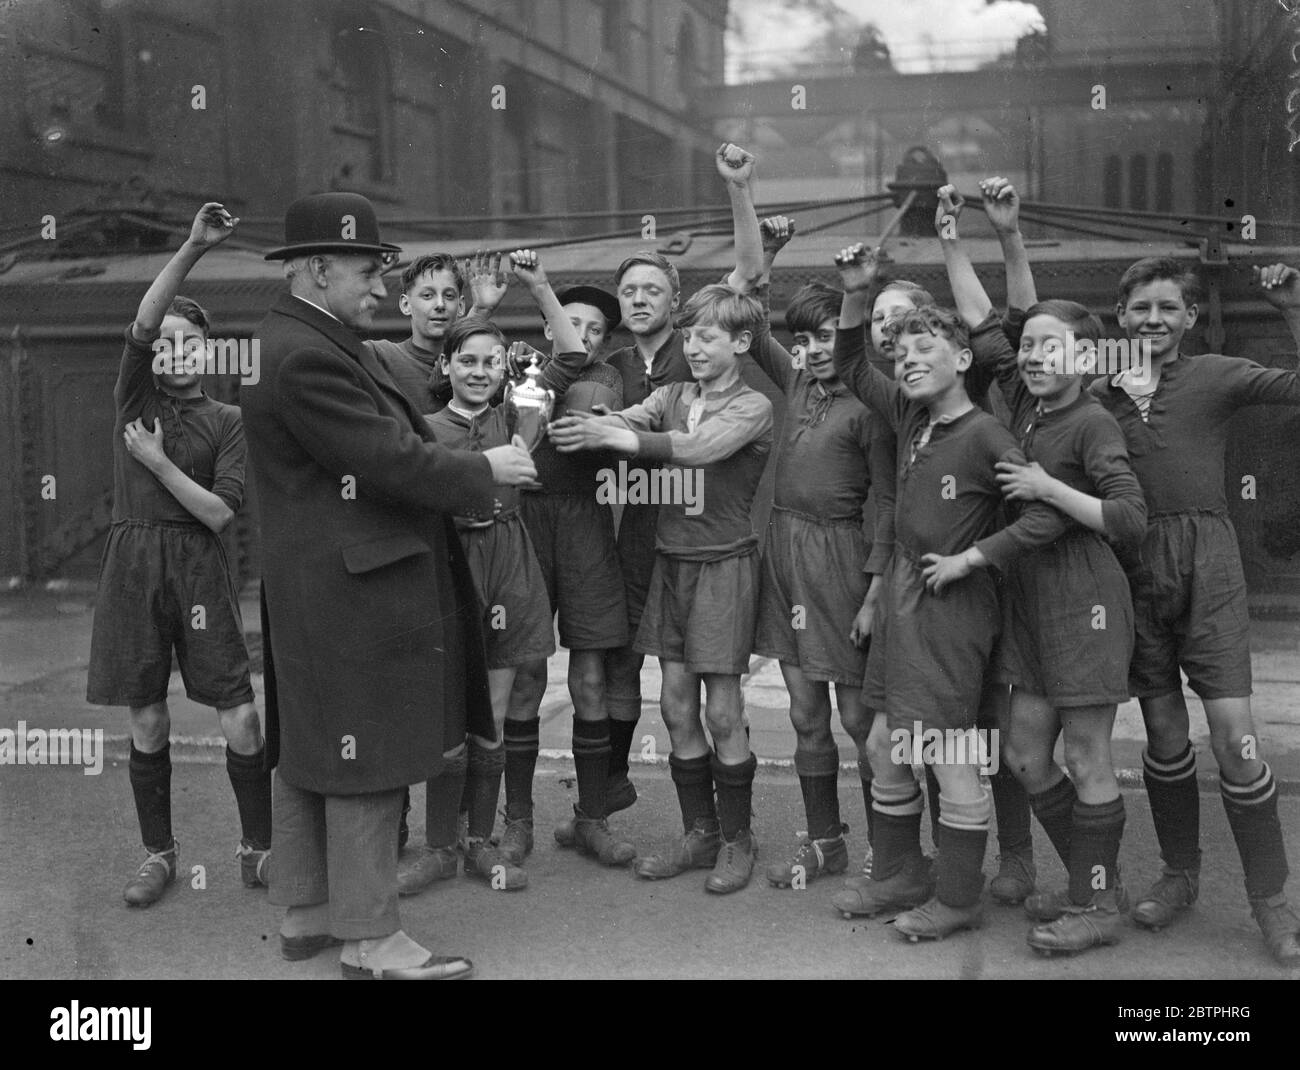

left=291, top=293, right=341, bottom=323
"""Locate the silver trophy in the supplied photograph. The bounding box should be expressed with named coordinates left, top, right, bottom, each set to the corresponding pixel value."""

left=503, top=353, right=554, bottom=491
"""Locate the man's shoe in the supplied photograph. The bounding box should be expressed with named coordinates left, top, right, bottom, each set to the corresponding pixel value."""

left=895, top=896, right=985, bottom=941
left=1132, top=866, right=1199, bottom=930
left=464, top=840, right=528, bottom=890
left=236, top=842, right=271, bottom=889
left=706, top=830, right=758, bottom=894
left=341, top=953, right=474, bottom=980
left=499, top=818, right=534, bottom=865
left=635, top=821, right=722, bottom=880
left=1249, top=893, right=1300, bottom=966
left=123, top=842, right=178, bottom=908
left=989, top=851, right=1036, bottom=905
left=572, top=811, right=637, bottom=866
left=832, top=855, right=934, bottom=918
left=606, top=775, right=637, bottom=815
left=766, top=831, right=847, bottom=887
left=280, top=932, right=344, bottom=962
left=397, top=846, right=460, bottom=896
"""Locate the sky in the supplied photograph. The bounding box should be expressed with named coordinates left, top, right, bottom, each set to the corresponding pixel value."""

left=727, top=0, right=1046, bottom=80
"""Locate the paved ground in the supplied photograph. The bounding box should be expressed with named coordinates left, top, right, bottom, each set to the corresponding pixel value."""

left=1, top=584, right=1299, bottom=980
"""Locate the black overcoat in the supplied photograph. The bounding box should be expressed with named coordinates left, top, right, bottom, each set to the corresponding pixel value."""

left=242, top=293, right=497, bottom=794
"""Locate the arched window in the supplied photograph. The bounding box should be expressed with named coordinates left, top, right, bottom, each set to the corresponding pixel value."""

left=1103, top=154, right=1122, bottom=209
left=1128, top=153, right=1148, bottom=211
left=675, top=18, right=698, bottom=95
left=328, top=7, right=391, bottom=183
left=1155, top=152, right=1174, bottom=213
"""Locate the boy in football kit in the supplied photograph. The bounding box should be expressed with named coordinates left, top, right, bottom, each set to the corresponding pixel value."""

left=399, top=251, right=633, bottom=894
left=940, top=181, right=1148, bottom=953
left=830, top=258, right=1072, bottom=940
left=87, top=203, right=271, bottom=906
left=592, top=143, right=769, bottom=828
left=503, top=285, right=630, bottom=863
left=551, top=284, right=774, bottom=894
left=726, top=213, right=896, bottom=888
left=1092, top=256, right=1300, bottom=964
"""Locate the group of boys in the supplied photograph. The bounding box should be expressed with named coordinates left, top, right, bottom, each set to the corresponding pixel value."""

left=87, top=138, right=1300, bottom=971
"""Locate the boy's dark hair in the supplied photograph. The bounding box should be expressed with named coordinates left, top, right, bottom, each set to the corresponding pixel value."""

left=875, top=279, right=936, bottom=310
left=883, top=305, right=971, bottom=354
left=785, top=281, right=842, bottom=334
left=442, top=315, right=505, bottom=359
left=613, top=250, right=680, bottom=294
left=678, top=283, right=763, bottom=338
left=166, top=296, right=211, bottom=335
left=1116, top=257, right=1200, bottom=308
left=1025, top=299, right=1104, bottom=344
left=401, top=253, right=465, bottom=296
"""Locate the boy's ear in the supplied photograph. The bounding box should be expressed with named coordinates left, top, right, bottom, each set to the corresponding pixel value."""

left=1114, top=301, right=1126, bottom=326
left=671, top=292, right=681, bottom=310
left=733, top=329, right=752, bottom=355
left=955, top=346, right=973, bottom=373
left=1073, top=338, right=1097, bottom=376
left=1183, top=302, right=1199, bottom=329
left=542, top=323, right=554, bottom=341
left=399, top=293, right=412, bottom=316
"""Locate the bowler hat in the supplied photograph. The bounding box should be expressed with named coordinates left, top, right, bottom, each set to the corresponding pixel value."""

left=263, top=192, right=402, bottom=262
left=556, top=285, right=621, bottom=330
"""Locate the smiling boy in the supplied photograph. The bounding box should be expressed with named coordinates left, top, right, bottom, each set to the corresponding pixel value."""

left=551, top=283, right=773, bottom=894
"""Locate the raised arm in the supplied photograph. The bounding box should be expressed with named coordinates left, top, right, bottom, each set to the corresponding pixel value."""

left=831, top=243, right=898, bottom=428
left=508, top=248, right=588, bottom=395
left=757, top=214, right=795, bottom=287
left=1253, top=263, right=1300, bottom=362
left=935, top=186, right=994, bottom=328
left=462, top=250, right=509, bottom=320
left=133, top=202, right=237, bottom=341
left=980, top=176, right=1037, bottom=311
left=718, top=143, right=765, bottom=293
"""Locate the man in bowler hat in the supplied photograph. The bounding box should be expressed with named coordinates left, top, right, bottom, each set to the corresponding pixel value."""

left=243, top=192, right=536, bottom=979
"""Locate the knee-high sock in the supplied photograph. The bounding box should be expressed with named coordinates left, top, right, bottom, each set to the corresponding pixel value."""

left=990, top=761, right=1032, bottom=856
left=1028, top=773, right=1077, bottom=867
left=464, top=741, right=505, bottom=843
left=1143, top=744, right=1201, bottom=871
left=871, top=778, right=924, bottom=880
left=712, top=753, right=757, bottom=840
left=572, top=718, right=611, bottom=820
left=129, top=743, right=173, bottom=853
left=1222, top=763, right=1289, bottom=900
left=858, top=762, right=874, bottom=843
left=503, top=717, right=540, bottom=822
left=425, top=750, right=468, bottom=849
left=794, top=744, right=841, bottom=840
left=669, top=752, right=716, bottom=831
left=225, top=745, right=272, bottom=850
left=1068, top=797, right=1126, bottom=905
left=935, top=790, right=991, bottom=908
left=606, top=701, right=639, bottom=780
left=924, top=763, right=942, bottom=841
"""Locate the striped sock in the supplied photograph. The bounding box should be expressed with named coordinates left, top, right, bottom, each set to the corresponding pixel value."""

left=1028, top=773, right=1077, bottom=867
left=1143, top=744, right=1201, bottom=871
left=935, top=791, right=991, bottom=908
left=1068, top=797, right=1126, bottom=906
left=503, top=717, right=539, bottom=822
left=1222, top=763, right=1289, bottom=900
left=572, top=718, right=611, bottom=820
left=871, top=778, right=924, bottom=880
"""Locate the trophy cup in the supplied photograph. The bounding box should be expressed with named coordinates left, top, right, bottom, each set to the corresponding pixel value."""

left=503, top=354, right=554, bottom=491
